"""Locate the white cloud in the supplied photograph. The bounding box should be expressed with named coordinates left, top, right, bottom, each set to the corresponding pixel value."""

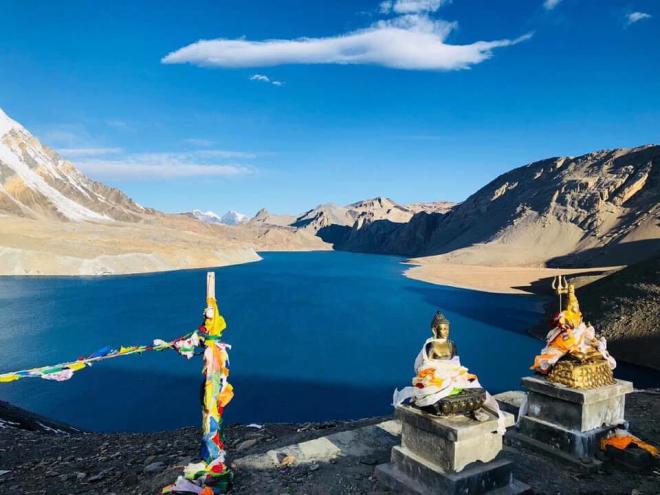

left=250, top=73, right=285, bottom=86
left=74, top=151, right=255, bottom=180
left=543, top=0, right=562, bottom=10
left=57, top=147, right=123, bottom=158
left=626, top=11, right=652, bottom=25
left=380, top=0, right=447, bottom=14
left=162, top=16, right=531, bottom=72
left=250, top=74, right=269, bottom=82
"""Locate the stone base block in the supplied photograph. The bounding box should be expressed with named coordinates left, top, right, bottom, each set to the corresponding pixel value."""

left=401, top=413, right=504, bottom=472
left=512, top=415, right=627, bottom=466
left=515, top=376, right=632, bottom=465
left=375, top=446, right=530, bottom=495
left=522, top=377, right=632, bottom=432
left=396, top=404, right=514, bottom=472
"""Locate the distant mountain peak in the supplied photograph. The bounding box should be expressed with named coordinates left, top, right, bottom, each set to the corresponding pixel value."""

left=221, top=210, right=248, bottom=225
left=191, top=209, right=248, bottom=225
left=191, top=209, right=222, bottom=224
left=249, top=208, right=296, bottom=227
left=0, top=106, right=23, bottom=137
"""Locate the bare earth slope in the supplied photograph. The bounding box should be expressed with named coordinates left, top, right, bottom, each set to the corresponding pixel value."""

left=341, top=145, right=660, bottom=268
left=577, top=252, right=660, bottom=371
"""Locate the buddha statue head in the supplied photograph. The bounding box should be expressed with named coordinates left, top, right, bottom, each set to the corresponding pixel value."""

left=431, top=311, right=450, bottom=340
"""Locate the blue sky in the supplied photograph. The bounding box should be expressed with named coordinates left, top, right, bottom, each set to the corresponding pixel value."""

left=0, top=0, right=658, bottom=216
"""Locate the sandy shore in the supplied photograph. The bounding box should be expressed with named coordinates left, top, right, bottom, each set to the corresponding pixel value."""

left=404, top=256, right=618, bottom=295
left=0, top=213, right=335, bottom=276
left=0, top=216, right=259, bottom=276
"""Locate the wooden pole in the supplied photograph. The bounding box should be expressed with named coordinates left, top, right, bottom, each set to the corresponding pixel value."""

left=207, top=272, right=216, bottom=300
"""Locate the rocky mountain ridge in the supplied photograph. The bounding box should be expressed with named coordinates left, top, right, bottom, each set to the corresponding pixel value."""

left=265, top=197, right=455, bottom=237
left=339, top=145, right=660, bottom=268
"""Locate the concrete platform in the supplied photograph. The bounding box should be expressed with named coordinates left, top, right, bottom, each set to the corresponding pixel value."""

left=523, top=377, right=632, bottom=431
left=396, top=404, right=514, bottom=472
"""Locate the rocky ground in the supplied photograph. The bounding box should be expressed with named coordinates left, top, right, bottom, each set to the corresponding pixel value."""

left=577, top=253, right=660, bottom=371
left=1, top=391, right=659, bottom=495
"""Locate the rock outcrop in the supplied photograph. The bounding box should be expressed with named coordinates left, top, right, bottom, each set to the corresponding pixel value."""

left=249, top=208, right=297, bottom=227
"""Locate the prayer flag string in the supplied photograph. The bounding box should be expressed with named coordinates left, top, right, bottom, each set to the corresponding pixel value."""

left=0, top=332, right=195, bottom=384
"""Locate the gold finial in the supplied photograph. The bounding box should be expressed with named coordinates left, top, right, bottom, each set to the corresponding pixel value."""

left=552, top=275, right=569, bottom=311
left=551, top=275, right=582, bottom=328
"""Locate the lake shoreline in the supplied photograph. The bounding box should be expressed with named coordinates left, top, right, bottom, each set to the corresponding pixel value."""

left=402, top=257, right=618, bottom=295
left=1, top=242, right=616, bottom=299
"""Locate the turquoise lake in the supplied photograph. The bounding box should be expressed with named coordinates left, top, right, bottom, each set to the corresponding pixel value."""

left=0, top=252, right=655, bottom=432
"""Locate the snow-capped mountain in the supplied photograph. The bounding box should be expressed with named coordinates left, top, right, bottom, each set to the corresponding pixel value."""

left=221, top=210, right=248, bottom=225
left=0, top=107, right=146, bottom=222
left=191, top=209, right=248, bottom=225
left=191, top=209, right=223, bottom=224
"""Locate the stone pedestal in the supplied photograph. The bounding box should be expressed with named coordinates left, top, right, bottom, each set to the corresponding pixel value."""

left=375, top=405, right=529, bottom=494
left=511, top=376, right=633, bottom=465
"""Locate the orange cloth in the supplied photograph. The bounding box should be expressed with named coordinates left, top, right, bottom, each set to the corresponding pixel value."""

left=549, top=330, right=580, bottom=352
left=600, top=434, right=659, bottom=457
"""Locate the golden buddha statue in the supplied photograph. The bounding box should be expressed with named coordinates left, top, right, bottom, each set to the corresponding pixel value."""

left=416, top=312, right=486, bottom=416
left=533, top=276, right=616, bottom=389
left=425, top=311, right=457, bottom=360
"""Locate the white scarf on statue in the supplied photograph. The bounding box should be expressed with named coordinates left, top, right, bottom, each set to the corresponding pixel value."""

left=392, top=338, right=506, bottom=434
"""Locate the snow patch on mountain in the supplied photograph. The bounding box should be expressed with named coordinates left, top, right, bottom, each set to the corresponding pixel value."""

left=0, top=128, right=109, bottom=222
left=192, top=209, right=223, bottom=224
left=221, top=210, right=248, bottom=225
left=0, top=107, right=23, bottom=137
left=0, top=106, right=147, bottom=222
left=192, top=209, right=248, bottom=225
